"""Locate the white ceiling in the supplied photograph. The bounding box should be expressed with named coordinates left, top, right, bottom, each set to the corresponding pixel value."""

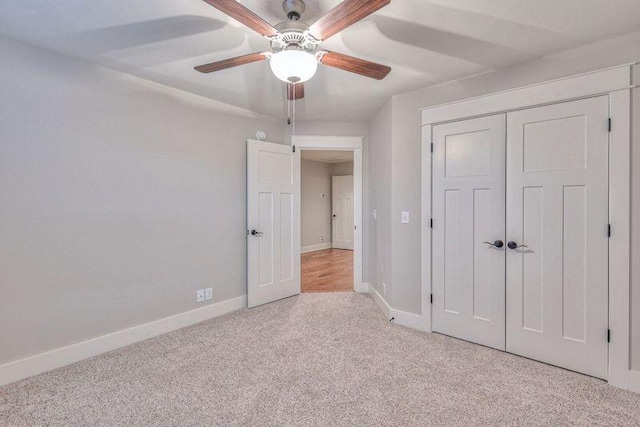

left=302, top=150, right=353, bottom=163
left=1, top=0, right=640, bottom=121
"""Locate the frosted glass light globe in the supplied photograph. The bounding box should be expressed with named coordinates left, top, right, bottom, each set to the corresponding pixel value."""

left=270, top=50, right=318, bottom=83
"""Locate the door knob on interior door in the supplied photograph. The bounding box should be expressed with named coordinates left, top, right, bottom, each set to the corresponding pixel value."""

left=483, top=240, right=504, bottom=248
left=507, top=241, right=527, bottom=250
left=250, top=229, right=264, bottom=236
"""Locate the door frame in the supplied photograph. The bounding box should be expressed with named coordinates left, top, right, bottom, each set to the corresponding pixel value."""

left=420, top=64, right=634, bottom=390
left=292, top=135, right=365, bottom=292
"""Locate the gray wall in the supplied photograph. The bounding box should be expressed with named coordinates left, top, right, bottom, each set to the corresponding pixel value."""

left=0, top=37, right=284, bottom=365
left=301, top=159, right=332, bottom=249
left=368, top=100, right=393, bottom=301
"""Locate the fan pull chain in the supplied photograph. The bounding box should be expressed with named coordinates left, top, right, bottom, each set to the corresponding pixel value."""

left=292, top=83, right=296, bottom=137
left=287, top=89, right=291, bottom=126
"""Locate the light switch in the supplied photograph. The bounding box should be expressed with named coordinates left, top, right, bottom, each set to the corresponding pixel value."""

left=401, top=211, right=410, bottom=224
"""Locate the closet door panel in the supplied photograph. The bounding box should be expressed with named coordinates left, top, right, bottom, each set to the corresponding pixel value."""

left=506, top=96, right=609, bottom=379
left=432, top=114, right=506, bottom=351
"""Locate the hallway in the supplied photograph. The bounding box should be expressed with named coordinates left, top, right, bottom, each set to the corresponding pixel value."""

left=301, top=249, right=353, bottom=293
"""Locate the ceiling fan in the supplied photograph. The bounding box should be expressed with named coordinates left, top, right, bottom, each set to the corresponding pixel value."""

left=195, top=0, right=392, bottom=100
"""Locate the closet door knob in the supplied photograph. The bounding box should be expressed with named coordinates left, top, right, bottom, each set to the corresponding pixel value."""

left=483, top=240, right=504, bottom=248
left=507, top=241, right=527, bottom=250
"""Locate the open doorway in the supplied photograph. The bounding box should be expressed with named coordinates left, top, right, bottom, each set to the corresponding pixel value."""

left=300, top=150, right=354, bottom=293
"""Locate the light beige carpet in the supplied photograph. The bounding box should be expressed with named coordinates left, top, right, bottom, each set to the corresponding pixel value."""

left=1, top=293, right=640, bottom=426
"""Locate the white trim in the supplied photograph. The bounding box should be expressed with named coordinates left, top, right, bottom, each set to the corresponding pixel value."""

left=369, top=286, right=392, bottom=319
left=608, top=88, right=632, bottom=389
left=368, top=285, right=425, bottom=330
left=421, top=65, right=631, bottom=125
left=293, top=135, right=363, bottom=149
left=421, top=124, right=433, bottom=333
left=293, top=135, right=364, bottom=294
left=421, top=65, right=634, bottom=391
left=355, top=281, right=370, bottom=294
left=0, top=295, right=246, bottom=387
left=392, top=308, right=425, bottom=331
left=301, top=242, right=332, bottom=253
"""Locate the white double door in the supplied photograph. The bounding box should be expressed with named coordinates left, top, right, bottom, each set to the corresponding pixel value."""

left=432, top=96, right=610, bottom=379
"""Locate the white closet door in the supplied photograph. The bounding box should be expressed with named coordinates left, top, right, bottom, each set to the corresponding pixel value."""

left=432, top=114, right=506, bottom=351
left=506, top=96, right=609, bottom=379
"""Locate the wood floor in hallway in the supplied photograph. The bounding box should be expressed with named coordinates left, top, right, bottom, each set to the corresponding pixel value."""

left=301, top=248, right=353, bottom=293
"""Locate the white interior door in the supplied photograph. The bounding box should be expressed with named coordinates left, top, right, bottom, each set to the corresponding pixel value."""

left=506, top=96, right=609, bottom=379
left=247, top=140, right=300, bottom=308
left=432, top=114, right=507, bottom=351
left=332, top=175, right=354, bottom=250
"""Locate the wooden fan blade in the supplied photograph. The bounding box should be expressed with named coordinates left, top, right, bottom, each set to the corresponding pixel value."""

left=201, top=0, right=278, bottom=37
left=194, top=52, right=269, bottom=73
left=308, top=0, right=390, bottom=41
left=287, top=83, right=305, bottom=100
left=319, top=51, right=391, bottom=80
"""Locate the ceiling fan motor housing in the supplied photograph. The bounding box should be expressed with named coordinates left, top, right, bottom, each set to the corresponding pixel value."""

left=271, top=22, right=318, bottom=53
left=283, top=0, right=305, bottom=21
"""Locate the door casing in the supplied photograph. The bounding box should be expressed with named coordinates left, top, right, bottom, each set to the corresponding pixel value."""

left=292, top=136, right=365, bottom=292
left=420, top=65, right=633, bottom=390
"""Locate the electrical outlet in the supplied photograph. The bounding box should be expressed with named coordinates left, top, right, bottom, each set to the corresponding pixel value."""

left=205, top=287, right=213, bottom=301
left=196, top=289, right=205, bottom=303
left=382, top=282, right=387, bottom=295
left=373, top=209, right=377, bottom=220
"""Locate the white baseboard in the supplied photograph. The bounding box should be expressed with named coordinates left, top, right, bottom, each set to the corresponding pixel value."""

left=301, top=242, right=332, bottom=253
left=630, top=370, right=640, bottom=393
left=369, top=285, right=392, bottom=319
left=368, top=285, right=426, bottom=331
left=0, top=295, right=247, bottom=387
left=355, top=281, right=370, bottom=293
left=391, top=308, right=426, bottom=331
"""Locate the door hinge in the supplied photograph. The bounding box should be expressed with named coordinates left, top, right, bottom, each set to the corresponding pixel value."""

left=608, top=224, right=611, bottom=238
left=607, top=329, right=611, bottom=343
left=430, top=218, right=433, bottom=229
left=608, top=118, right=612, bottom=132
left=292, top=145, right=296, bottom=152
left=430, top=293, right=433, bottom=304
left=430, top=143, right=434, bottom=153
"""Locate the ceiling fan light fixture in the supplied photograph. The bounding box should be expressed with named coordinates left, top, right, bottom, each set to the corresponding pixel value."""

left=270, top=50, right=318, bottom=83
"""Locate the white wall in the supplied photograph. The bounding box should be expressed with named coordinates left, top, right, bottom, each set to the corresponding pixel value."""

left=301, top=159, right=332, bottom=249
left=368, top=30, right=640, bottom=316
left=0, top=37, right=284, bottom=366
